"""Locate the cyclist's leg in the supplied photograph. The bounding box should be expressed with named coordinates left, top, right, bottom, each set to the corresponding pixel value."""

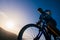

left=47, top=23, right=60, bottom=36
left=54, top=27, right=60, bottom=36
left=50, top=26, right=60, bottom=36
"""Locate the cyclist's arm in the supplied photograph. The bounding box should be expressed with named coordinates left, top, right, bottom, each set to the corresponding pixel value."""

left=36, top=12, right=48, bottom=25
left=36, top=15, right=43, bottom=25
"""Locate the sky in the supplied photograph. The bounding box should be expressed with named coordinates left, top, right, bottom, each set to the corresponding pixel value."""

left=0, top=0, right=60, bottom=37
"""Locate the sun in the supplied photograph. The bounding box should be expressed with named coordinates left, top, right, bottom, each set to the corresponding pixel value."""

left=5, top=20, right=15, bottom=29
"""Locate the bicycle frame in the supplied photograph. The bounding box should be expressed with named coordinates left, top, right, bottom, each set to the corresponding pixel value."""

left=34, top=21, right=51, bottom=40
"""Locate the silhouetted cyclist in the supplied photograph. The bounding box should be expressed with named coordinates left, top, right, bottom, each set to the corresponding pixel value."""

left=37, top=8, right=60, bottom=37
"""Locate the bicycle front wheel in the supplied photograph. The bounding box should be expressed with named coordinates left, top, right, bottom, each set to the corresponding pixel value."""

left=18, top=24, right=47, bottom=40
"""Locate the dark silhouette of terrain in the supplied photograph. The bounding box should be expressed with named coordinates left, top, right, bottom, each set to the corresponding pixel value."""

left=0, top=27, right=17, bottom=40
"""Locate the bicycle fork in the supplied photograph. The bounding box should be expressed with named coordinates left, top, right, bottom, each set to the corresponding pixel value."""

left=34, top=30, right=43, bottom=40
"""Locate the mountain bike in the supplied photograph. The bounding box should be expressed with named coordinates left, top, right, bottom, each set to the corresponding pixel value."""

left=18, top=8, right=60, bottom=40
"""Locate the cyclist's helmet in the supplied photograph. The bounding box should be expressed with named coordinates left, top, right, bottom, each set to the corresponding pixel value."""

left=44, top=10, right=51, bottom=15
left=37, top=8, right=43, bottom=13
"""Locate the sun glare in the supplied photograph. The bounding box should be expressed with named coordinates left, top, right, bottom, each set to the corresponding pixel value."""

left=5, top=20, right=15, bottom=29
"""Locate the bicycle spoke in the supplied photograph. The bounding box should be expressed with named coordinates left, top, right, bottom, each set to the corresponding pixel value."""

left=31, top=27, right=39, bottom=38
left=22, top=27, right=39, bottom=40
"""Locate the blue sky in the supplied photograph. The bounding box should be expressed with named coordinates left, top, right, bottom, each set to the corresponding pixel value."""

left=0, top=0, right=60, bottom=35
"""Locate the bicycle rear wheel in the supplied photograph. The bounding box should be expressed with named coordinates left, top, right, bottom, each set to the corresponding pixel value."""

left=18, top=24, right=47, bottom=40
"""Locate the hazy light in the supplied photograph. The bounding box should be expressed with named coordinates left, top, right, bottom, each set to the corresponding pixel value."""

left=5, top=20, right=15, bottom=29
